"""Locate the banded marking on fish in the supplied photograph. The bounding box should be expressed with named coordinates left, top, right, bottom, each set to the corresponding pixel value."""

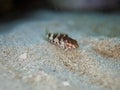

left=47, top=33, right=79, bottom=50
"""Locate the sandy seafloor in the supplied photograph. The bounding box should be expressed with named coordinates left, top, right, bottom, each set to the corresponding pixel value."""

left=0, top=10, right=120, bottom=90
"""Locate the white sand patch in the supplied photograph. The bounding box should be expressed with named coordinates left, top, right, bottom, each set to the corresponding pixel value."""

left=0, top=10, right=120, bottom=90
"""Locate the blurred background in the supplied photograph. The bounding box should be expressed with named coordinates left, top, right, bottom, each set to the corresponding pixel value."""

left=0, top=0, right=120, bottom=22
left=0, top=1, right=120, bottom=90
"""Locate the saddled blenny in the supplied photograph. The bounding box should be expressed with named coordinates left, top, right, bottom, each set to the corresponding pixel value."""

left=46, top=32, right=79, bottom=50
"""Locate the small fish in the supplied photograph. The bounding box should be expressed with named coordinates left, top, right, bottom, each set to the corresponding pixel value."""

left=47, top=33, right=79, bottom=50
